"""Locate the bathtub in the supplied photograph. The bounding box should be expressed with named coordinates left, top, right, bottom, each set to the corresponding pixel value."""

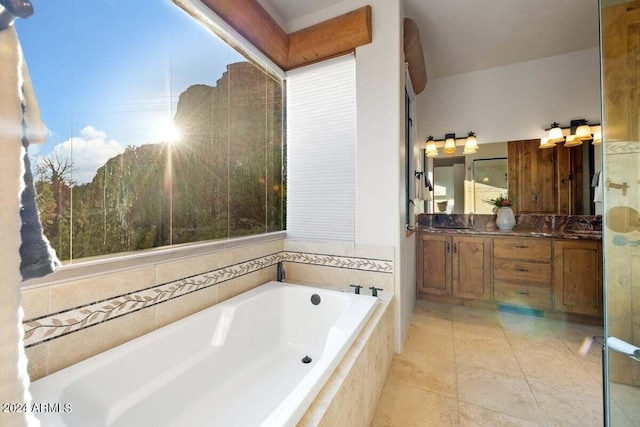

left=29, top=281, right=378, bottom=427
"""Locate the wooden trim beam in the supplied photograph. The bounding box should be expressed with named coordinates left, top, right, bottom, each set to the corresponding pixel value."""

left=199, top=2, right=373, bottom=71
left=287, top=6, right=372, bottom=70
left=200, top=0, right=289, bottom=69
left=404, top=18, right=427, bottom=94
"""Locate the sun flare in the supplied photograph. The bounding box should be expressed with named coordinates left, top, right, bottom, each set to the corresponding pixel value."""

left=156, top=121, right=181, bottom=144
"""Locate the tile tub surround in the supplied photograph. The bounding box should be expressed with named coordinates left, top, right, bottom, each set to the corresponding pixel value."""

left=417, top=213, right=602, bottom=240
left=283, top=240, right=395, bottom=292
left=299, top=292, right=395, bottom=427
left=21, top=240, right=394, bottom=380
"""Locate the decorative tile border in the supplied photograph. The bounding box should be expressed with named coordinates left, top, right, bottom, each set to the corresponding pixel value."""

left=23, top=250, right=394, bottom=347
left=280, top=251, right=393, bottom=273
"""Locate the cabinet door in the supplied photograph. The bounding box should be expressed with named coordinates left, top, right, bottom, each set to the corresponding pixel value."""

left=452, top=236, right=492, bottom=301
left=553, top=240, right=602, bottom=316
left=417, top=235, right=451, bottom=296
left=508, top=140, right=558, bottom=214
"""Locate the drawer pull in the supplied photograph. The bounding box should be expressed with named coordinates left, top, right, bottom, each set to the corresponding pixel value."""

left=515, top=291, right=530, bottom=295
left=515, top=268, right=529, bottom=272
left=515, top=245, right=529, bottom=249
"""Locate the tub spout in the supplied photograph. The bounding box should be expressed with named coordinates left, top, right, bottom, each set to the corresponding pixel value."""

left=276, top=262, right=285, bottom=282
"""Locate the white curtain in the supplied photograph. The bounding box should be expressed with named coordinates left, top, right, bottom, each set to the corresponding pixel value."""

left=0, top=25, right=45, bottom=427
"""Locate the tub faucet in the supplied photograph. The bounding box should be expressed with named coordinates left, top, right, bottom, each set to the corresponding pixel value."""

left=276, top=262, right=285, bottom=282
left=349, top=284, right=362, bottom=294
left=369, top=286, right=383, bottom=297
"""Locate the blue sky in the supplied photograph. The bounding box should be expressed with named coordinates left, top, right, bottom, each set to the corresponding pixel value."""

left=15, top=0, right=243, bottom=183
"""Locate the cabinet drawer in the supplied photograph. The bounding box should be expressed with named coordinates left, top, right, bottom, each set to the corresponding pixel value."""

left=493, top=259, right=552, bottom=286
left=493, top=238, right=552, bottom=261
left=494, top=282, right=553, bottom=310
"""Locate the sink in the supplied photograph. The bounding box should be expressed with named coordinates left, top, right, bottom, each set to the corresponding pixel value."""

left=433, top=225, right=471, bottom=230
left=428, top=214, right=474, bottom=230
left=563, top=217, right=602, bottom=234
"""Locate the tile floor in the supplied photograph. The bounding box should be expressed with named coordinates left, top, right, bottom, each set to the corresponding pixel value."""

left=372, top=301, right=638, bottom=426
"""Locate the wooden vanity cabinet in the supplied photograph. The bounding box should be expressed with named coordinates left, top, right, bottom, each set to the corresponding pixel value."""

left=451, top=236, right=492, bottom=301
left=493, top=237, right=553, bottom=310
left=417, top=232, right=603, bottom=322
left=416, top=234, right=451, bottom=296
left=417, top=234, right=492, bottom=301
left=553, top=240, right=603, bottom=316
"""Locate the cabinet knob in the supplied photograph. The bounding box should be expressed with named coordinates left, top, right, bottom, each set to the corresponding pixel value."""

left=515, top=290, right=530, bottom=296
left=515, top=245, right=529, bottom=249
left=515, top=268, right=529, bottom=272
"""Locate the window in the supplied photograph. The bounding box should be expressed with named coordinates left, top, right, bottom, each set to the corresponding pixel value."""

left=17, top=0, right=284, bottom=262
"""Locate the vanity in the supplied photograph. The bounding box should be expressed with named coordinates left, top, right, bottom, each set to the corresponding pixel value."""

left=416, top=214, right=603, bottom=324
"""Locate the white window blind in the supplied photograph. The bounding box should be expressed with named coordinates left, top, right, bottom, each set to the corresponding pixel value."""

left=286, top=55, right=356, bottom=241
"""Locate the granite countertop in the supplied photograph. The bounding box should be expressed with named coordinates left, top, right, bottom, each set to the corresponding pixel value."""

left=416, top=214, right=602, bottom=241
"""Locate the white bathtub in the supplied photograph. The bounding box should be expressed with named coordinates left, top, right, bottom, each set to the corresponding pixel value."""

left=30, top=281, right=378, bottom=427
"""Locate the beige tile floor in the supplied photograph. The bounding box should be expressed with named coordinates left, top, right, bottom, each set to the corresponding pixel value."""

left=371, top=301, right=638, bottom=426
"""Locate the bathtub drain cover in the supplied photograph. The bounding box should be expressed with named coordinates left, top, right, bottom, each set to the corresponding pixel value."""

left=310, top=294, right=321, bottom=305
left=302, top=355, right=312, bottom=364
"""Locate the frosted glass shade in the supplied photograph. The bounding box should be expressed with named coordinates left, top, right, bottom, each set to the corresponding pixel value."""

left=539, top=137, right=556, bottom=149
left=564, top=134, right=583, bottom=147
left=574, top=124, right=593, bottom=140
left=547, top=124, right=564, bottom=143
left=443, top=137, right=456, bottom=155
left=425, top=138, right=438, bottom=156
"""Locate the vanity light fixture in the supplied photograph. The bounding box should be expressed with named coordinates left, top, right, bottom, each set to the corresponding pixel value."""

left=426, top=132, right=480, bottom=157
left=540, top=119, right=602, bottom=149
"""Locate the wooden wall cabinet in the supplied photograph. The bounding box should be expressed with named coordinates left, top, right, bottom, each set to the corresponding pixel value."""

left=554, top=240, right=603, bottom=316
left=417, top=234, right=492, bottom=301
left=508, top=139, right=584, bottom=214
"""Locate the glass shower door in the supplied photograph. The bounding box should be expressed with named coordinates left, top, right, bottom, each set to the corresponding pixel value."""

left=600, top=0, right=640, bottom=424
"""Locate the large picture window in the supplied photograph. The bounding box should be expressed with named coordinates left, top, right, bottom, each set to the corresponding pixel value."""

left=17, top=0, right=284, bottom=262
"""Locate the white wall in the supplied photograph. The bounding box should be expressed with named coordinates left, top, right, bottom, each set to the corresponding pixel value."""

left=286, top=0, right=411, bottom=351
left=417, top=47, right=601, bottom=144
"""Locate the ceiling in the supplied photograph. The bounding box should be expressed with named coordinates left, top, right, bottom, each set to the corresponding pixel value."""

left=259, top=0, right=600, bottom=79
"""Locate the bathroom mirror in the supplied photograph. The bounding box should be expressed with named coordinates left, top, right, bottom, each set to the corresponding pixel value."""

left=429, top=140, right=598, bottom=215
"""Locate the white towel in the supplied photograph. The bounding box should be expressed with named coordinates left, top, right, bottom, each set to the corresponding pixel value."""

left=593, top=170, right=603, bottom=203
left=415, top=174, right=425, bottom=200
left=0, top=25, right=40, bottom=427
